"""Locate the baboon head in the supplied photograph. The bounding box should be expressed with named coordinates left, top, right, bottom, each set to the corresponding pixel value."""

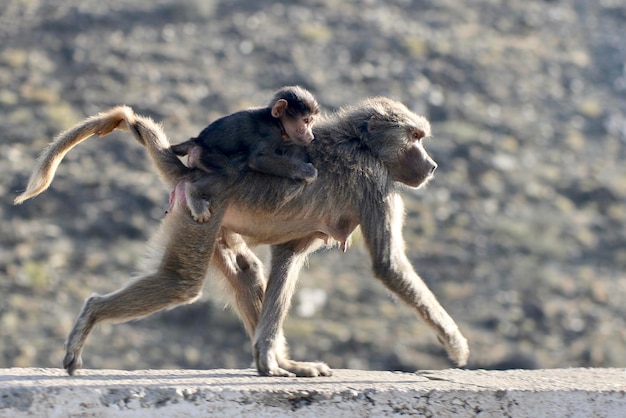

left=359, top=98, right=437, bottom=188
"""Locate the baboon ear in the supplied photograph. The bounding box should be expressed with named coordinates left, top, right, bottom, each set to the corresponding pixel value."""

left=271, top=99, right=288, bottom=118
left=367, top=114, right=384, bottom=133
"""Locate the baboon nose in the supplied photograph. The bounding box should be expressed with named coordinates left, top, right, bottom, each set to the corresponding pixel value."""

left=429, top=162, right=438, bottom=174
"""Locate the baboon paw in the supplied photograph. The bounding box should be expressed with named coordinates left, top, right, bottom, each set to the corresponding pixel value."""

left=255, top=352, right=297, bottom=377
left=297, top=362, right=332, bottom=377
left=192, top=212, right=212, bottom=223
left=302, top=165, right=318, bottom=184
left=189, top=202, right=212, bottom=222
left=292, top=164, right=318, bottom=184
left=63, top=351, right=83, bottom=376
left=270, top=368, right=297, bottom=378
left=280, top=360, right=333, bottom=377
left=438, top=331, right=470, bottom=367
left=258, top=365, right=296, bottom=378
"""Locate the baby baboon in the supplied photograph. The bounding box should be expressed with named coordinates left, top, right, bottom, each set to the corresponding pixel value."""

left=172, top=85, right=320, bottom=222
left=15, top=97, right=469, bottom=377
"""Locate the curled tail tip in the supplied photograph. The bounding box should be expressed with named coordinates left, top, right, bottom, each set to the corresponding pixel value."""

left=116, top=104, right=136, bottom=123
left=113, top=105, right=139, bottom=135
left=93, top=105, right=137, bottom=137
left=106, top=104, right=133, bottom=115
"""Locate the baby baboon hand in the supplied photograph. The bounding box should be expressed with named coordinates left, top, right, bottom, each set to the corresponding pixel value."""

left=294, top=163, right=318, bottom=184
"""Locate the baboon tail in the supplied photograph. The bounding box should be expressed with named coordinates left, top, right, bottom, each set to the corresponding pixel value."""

left=14, top=106, right=134, bottom=204
left=14, top=106, right=190, bottom=204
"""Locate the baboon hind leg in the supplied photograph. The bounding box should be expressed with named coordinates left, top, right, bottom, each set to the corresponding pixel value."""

left=211, top=229, right=266, bottom=339
left=63, top=269, right=205, bottom=375
left=63, top=185, right=226, bottom=375
left=253, top=237, right=332, bottom=377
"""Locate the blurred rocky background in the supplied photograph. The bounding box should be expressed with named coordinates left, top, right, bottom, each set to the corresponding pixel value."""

left=1, top=0, right=625, bottom=372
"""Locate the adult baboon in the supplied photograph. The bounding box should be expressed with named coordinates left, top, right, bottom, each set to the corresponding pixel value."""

left=15, top=97, right=469, bottom=377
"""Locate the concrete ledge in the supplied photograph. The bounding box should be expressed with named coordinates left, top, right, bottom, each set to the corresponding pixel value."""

left=1, top=368, right=624, bottom=417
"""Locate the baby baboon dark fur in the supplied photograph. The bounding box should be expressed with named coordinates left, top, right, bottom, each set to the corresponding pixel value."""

left=172, top=86, right=319, bottom=222
left=15, top=97, right=469, bottom=377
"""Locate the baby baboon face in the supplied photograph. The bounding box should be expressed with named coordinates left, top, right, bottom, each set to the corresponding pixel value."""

left=281, top=112, right=315, bottom=145
left=269, top=85, right=319, bottom=146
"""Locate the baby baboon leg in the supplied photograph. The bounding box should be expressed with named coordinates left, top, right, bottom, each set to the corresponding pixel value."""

left=253, top=237, right=331, bottom=377
left=212, top=230, right=266, bottom=339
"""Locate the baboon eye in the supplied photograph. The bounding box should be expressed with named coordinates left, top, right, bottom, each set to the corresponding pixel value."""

left=411, top=130, right=425, bottom=141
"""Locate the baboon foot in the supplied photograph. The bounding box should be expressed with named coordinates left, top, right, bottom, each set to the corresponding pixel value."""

left=278, top=358, right=332, bottom=377
left=63, top=349, right=83, bottom=376
left=191, top=207, right=212, bottom=223
left=259, top=366, right=296, bottom=378
left=188, top=194, right=212, bottom=222
left=255, top=350, right=295, bottom=377
left=255, top=348, right=332, bottom=377
left=183, top=180, right=212, bottom=222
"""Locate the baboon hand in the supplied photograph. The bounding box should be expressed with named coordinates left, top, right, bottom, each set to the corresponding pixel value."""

left=437, top=330, right=470, bottom=367
left=63, top=349, right=83, bottom=376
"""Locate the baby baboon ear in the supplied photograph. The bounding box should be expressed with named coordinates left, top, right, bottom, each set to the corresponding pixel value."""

left=271, top=99, right=289, bottom=118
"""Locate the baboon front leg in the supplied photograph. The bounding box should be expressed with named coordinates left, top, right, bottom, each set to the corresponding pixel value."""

left=64, top=183, right=226, bottom=375
left=371, top=255, right=470, bottom=367
left=253, top=238, right=331, bottom=377
left=362, top=193, right=469, bottom=367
